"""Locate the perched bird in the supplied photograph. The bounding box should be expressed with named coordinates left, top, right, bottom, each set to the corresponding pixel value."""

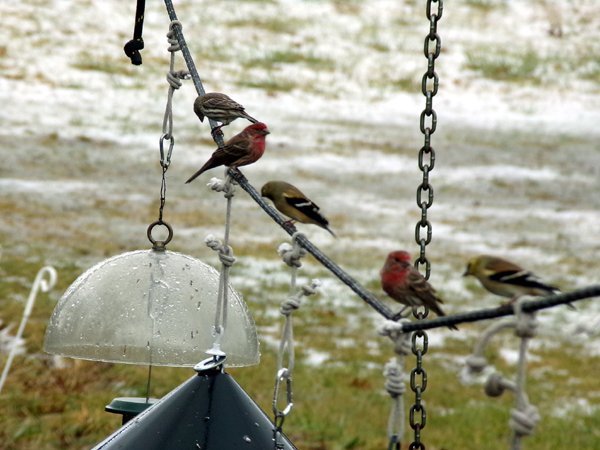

left=381, top=250, right=457, bottom=329
left=463, top=255, right=564, bottom=304
left=185, top=122, right=270, bottom=183
left=261, top=181, right=336, bottom=237
left=194, top=92, right=258, bottom=136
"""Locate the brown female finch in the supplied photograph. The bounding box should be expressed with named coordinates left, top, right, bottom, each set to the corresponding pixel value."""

left=261, top=180, right=336, bottom=237
left=185, top=122, right=270, bottom=183
left=381, top=250, right=457, bottom=329
left=194, top=92, right=258, bottom=136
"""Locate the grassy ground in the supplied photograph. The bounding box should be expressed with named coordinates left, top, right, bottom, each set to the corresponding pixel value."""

left=1, top=0, right=600, bottom=449
left=1, top=246, right=599, bottom=449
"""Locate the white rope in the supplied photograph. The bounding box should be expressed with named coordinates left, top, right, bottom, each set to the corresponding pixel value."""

left=462, top=320, right=515, bottom=384
left=378, top=319, right=412, bottom=356
left=272, top=236, right=320, bottom=433
left=204, top=175, right=237, bottom=357
left=162, top=20, right=189, bottom=141
left=469, top=300, right=540, bottom=450
left=510, top=299, right=539, bottom=450
left=276, top=278, right=321, bottom=373
left=277, top=232, right=308, bottom=269
left=378, top=318, right=412, bottom=445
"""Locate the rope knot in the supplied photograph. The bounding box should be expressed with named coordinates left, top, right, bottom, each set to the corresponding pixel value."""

left=208, top=177, right=236, bottom=198
left=166, top=70, right=190, bottom=89
left=300, top=279, right=321, bottom=297
left=277, top=240, right=307, bottom=268
left=205, top=234, right=236, bottom=267
left=465, top=355, right=488, bottom=374
left=513, top=299, right=538, bottom=338
left=509, top=404, right=540, bottom=438
left=280, top=296, right=301, bottom=316
left=383, top=358, right=406, bottom=397
left=280, top=279, right=321, bottom=316
left=378, top=319, right=412, bottom=356
left=484, top=372, right=508, bottom=398
left=166, top=21, right=182, bottom=52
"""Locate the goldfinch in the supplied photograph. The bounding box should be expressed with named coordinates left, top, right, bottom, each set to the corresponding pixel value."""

left=261, top=181, right=336, bottom=237
left=463, top=255, right=562, bottom=302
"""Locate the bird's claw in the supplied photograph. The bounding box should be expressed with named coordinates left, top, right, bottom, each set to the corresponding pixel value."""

left=211, top=126, right=224, bottom=139
left=392, top=308, right=411, bottom=321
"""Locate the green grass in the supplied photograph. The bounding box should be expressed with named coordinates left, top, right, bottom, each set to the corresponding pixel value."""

left=225, top=17, right=306, bottom=34
left=72, top=51, right=136, bottom=76
left=242, top=50, right=335, bottom=71
left=465, top=48, right=542, bottom=83
left=237, top=76, right=298, bottom=94
left=2, top=235, right=598, bottom=450
left=463, top=0, right=507, bottom=11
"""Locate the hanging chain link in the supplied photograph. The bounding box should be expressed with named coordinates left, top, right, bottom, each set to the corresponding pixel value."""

left=415, top=0, right=442, bottom=279
left=410, top=1, right=442, bottom=449
left=409, top=330, right=428, bottom=450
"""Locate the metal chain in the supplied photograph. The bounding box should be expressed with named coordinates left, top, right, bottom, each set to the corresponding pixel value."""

left=414, top=0, right=442, bottom=279
left=409, top=330, right=428, bottom=450
left=157, top=136, right=173, bottom=222
left=410, top=1, right=442, bottom=449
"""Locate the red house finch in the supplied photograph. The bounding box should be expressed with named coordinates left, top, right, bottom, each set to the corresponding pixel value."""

left=463, top=255, right=564, bottom=302
left=261, top=181, right=336, bottom=237
left=185, top=122, right=270, bottom=183
left=381, top=250, right=457, bottom=328
left=194, top=92, right=258, bottom=136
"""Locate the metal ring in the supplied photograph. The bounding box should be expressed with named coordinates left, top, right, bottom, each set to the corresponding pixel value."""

left=194, top=354, right=227, bottom=373
left=147, top=220, right=173, bottom=250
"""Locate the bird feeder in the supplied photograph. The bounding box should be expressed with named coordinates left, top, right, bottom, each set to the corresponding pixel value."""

left=44, top=249, right=259, bottom=367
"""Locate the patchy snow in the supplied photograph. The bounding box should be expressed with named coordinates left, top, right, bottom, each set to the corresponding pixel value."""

left=303, top=349, right=330, bottom=367
left=1, top=0, right=600, bottom=380
left=551, top=397, right=599, bottom=419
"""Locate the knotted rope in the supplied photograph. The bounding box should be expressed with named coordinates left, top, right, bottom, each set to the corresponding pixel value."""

left=277, top=232, right=308, bottom=269
left=272, top=235, right=320, bottom=448
left=463, top=298, right=540, bottom=450
left=510, top=299, right=539, bottom=449
left=162, top=21, right=189, bottom=146
left=204, top=174, right=237, bottom=357
left=379, top=319, right=412, bottom=448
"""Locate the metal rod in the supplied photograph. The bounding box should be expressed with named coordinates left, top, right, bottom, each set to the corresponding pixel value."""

left=229, top=169, right=397, bottom=319
left=397, top=285, right=600, bottom=332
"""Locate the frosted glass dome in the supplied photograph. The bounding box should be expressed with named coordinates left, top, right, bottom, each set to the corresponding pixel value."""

left=44, top=250, right=259, bottom=367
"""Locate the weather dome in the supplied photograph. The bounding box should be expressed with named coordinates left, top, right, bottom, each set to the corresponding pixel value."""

left=44, top=249, right=259, bottom=367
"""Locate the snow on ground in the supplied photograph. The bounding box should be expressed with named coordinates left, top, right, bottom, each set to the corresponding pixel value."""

left=1, top=1, right=600, bottom=352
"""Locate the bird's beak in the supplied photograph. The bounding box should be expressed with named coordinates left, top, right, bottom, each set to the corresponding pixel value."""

left=263, top=129, right=270, bottom=135
left=462, top=268, right=469, bottom=277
